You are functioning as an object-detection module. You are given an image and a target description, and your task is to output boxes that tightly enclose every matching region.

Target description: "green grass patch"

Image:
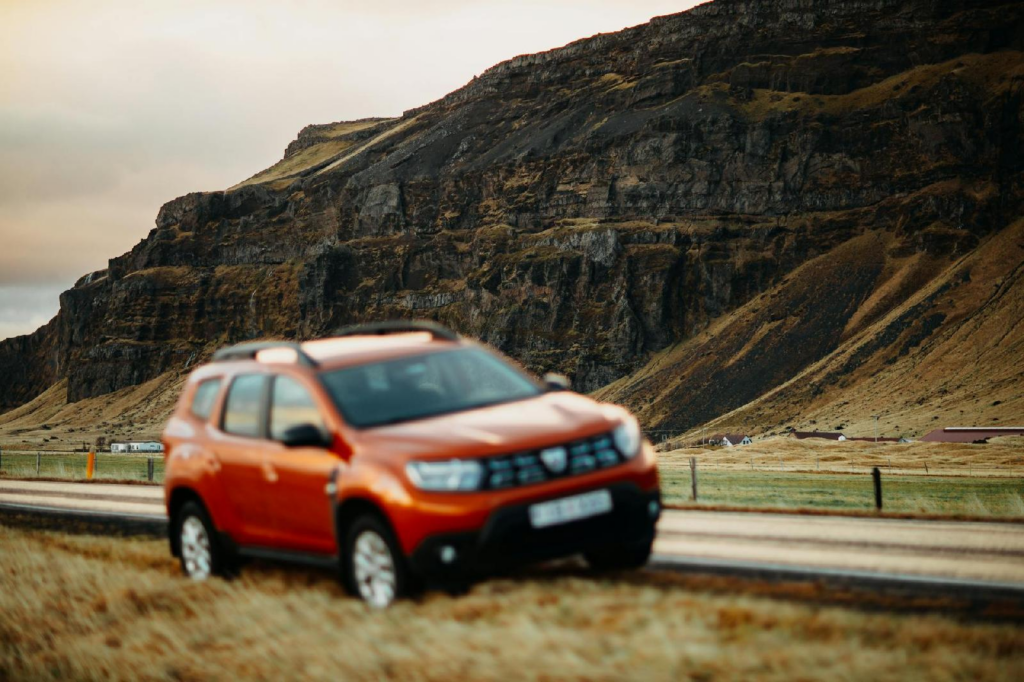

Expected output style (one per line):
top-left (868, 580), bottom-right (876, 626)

top-left (0, 453), bottom-right (164, 483)
top-left (660, 469), bottom-right (1024, 517)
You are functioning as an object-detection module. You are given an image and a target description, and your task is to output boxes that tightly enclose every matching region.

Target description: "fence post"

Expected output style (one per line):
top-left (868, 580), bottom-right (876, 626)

top-left (924, 462), bottom-right (929, 475)
top-left (872, 466), bottom-right (882, 511)
top-left (778, 456), bottom-right (783, 472)
top-left (36, 452), bottom-right (41, 475)
top-left (816, 456), bottom-right (819, 471)
top-left (0, 445), bottom-right (3, 472)
top-left (689, 457), bottom-right (698, 502)
top-left (147, 457), bottom-right (154, 482)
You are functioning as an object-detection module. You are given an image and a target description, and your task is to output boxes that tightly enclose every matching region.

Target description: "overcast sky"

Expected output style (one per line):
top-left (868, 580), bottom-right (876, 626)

top-left (0, 0), bottom-right (696, 341)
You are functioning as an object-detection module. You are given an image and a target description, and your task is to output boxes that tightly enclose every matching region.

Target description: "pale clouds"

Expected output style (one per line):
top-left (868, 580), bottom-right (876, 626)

top-left (0, 0), bottom-right (696, 339)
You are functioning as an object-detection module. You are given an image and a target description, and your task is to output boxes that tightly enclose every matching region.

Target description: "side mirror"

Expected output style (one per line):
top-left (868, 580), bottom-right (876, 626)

top-left (543, 372), bottom-right (571, 391)
top-left (280, 423), bottom-right (332, 448)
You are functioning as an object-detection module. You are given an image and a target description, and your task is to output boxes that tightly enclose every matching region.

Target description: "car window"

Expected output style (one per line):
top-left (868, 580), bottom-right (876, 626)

top-left (190, 378), bottom-right (222, 420)
top-left (222, 375), bottom-right (267, 438)
top-left (270, 375), bottom-right (326, 441)
top-left (321, 348), bottom-right (541, 428)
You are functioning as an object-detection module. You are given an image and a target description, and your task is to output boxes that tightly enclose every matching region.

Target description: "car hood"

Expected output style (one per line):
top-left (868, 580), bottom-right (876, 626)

top-left (352, 391), bottom-right (626, 460)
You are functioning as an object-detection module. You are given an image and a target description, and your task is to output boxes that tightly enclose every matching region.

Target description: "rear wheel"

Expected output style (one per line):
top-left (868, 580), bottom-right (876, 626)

top-left (176, 501), bottom-right (228, 580)
top-left (584, 539), bottom-right (653, 571)
top-left (343, 514), bottom-right (413, 608)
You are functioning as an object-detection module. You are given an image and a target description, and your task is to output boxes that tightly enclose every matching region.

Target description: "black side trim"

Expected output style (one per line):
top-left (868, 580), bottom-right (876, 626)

top-left (236, 545), bottom-right (340, 570)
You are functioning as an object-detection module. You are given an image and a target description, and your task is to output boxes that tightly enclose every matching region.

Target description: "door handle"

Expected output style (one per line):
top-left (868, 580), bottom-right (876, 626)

top-left (262, 461), bottom-right (278, 483)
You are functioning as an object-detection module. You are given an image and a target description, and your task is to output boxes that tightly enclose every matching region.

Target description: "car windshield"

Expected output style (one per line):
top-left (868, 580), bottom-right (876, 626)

top-left (320, 347), bottom-right (544, 428)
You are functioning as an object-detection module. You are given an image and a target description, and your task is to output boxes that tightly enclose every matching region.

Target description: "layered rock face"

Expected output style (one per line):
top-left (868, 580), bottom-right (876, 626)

top-left (2, 0), bottom-right (1022, 432)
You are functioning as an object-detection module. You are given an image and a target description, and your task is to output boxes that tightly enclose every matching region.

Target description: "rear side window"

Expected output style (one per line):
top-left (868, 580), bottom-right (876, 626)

top-left (270, 376), bottom-right (325, 441)
top-left (190, 379), bottom-right (222, 420)
top-left (222, 375), bottom-right (267, 438)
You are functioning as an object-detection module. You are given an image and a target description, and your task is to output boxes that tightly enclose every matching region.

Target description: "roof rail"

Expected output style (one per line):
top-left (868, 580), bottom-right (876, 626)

top-left (212, 341), bottom-right (318, 368)
top-left (333, 320), bottom-right (460, 342)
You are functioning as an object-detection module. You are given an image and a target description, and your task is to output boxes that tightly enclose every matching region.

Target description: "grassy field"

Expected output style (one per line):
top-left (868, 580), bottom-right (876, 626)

top-left (0, 452), bottom-right (164, 482)
top-left (2, 449), bottom-right (1022, 518)
top-left (1, 523), bottom-right (1022, 681)
top-left (658, 437), bottom-right (1024, 477)
top-left (660, 469), bottom-right (1024, 517)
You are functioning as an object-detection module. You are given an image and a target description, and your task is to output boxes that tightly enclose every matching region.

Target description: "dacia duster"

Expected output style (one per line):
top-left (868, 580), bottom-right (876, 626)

top-left (163, 321), bottom-right (661, 607)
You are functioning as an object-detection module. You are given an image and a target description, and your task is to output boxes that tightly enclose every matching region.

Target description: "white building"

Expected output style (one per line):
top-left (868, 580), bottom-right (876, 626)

top-left (713, 434), bottom-right (753, 447)
top-left (110, 441), bottom-right (164, 454)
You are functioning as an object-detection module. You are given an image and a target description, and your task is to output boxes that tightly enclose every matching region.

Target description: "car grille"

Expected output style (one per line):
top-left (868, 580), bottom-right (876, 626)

top-left (478, 431), bottom-right (624, 490)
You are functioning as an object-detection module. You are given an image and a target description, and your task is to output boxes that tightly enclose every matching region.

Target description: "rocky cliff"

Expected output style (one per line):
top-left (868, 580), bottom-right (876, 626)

top-left (2, 0), bottom-right (1023, 436)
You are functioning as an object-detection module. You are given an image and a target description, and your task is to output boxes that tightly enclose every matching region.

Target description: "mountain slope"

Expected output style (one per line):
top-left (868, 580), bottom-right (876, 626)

top-left (1, 0), bottom-right (1022, 440)
top-left (597, 216), bottom-right (1024, 437)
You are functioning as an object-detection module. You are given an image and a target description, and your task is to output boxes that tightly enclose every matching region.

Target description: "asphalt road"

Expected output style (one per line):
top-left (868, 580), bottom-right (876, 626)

top-left (3, 479), bottom-right (1023, 597)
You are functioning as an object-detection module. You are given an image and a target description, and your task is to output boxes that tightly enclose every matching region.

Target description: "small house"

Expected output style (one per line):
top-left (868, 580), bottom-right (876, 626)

top-left (709, 434), bottom-right (752, 447)
top-left (791, 431), bottom-right (846, 441)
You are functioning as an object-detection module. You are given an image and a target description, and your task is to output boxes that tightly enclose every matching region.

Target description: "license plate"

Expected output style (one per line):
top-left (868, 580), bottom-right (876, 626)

top-left (528, 489), bottom-right (613, 529)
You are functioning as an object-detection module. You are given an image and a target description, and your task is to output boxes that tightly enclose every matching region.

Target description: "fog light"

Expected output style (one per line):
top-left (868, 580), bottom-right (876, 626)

top-left (648, 500), bottom-right (661, 518)
top-left (439, 545), bottom-right (457, 564)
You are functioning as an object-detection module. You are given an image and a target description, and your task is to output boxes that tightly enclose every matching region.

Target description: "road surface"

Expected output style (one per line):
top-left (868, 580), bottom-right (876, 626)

top-left (2, 479), bottom-right (1023, 594)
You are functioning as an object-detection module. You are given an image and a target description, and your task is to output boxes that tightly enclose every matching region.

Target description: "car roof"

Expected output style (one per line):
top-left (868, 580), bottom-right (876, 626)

top-left (188, 332), bottom-right (469, 382)
top-left (304, 333), bottom-right (466, 371)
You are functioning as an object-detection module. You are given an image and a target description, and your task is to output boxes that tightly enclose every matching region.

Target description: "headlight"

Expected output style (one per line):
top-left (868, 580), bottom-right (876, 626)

top-left (613, 417), bottom-right (642, 459)
top-left (405, 459), bottom-right (484, 491)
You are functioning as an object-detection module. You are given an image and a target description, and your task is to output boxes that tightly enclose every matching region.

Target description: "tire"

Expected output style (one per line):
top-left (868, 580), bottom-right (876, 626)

top-left (342, 513), bottom-right (414, 608)
top-left (175, 501), bottom-right (229, 580)
top-left (584, 539), bottom-right (653, 571)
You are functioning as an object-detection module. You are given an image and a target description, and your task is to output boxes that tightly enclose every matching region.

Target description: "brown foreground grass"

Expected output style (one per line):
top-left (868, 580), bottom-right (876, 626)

top-left (1, 524), bottom-right (1023, 681)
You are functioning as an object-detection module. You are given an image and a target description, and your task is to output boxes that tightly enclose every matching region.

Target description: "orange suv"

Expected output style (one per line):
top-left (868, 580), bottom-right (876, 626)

top-left (163, 321), bottom-right (661, 606)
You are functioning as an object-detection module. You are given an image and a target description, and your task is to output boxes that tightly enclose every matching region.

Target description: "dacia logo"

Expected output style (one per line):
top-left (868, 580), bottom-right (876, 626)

top-left (540, 446), bottom-right (568, 474)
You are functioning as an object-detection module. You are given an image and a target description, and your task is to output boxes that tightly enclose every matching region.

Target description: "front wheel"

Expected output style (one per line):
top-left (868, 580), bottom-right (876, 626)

top-left (176, 501), bottom-right (228, 580)
top-left (343, 514), bottom-right (414, 608)
top-left (584, 539), bottom-right (653, 571)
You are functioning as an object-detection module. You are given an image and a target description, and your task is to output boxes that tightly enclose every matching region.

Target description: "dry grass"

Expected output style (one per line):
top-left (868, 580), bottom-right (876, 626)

top-left (2, 524), bottom-right (1023, 681)
top-left (738, 51), bottom-right (1024, 118)
top-left (0, 373), bottom-right (183, 449)
top-left (230, 119), bottom-right (392, 190)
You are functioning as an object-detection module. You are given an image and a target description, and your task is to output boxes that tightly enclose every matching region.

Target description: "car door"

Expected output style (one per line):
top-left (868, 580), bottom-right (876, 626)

top-left (214, 373), bottom-right (275, 545)
top-left (264, 373), bottom-right (340, 554)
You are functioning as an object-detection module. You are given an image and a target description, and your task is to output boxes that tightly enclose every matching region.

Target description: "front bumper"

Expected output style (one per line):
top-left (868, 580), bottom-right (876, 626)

top-left (409, 482), bottom-right (660, 578)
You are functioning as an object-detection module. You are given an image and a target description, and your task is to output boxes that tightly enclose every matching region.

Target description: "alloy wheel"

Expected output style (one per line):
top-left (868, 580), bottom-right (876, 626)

top-left (180, 515), bottom-right (212, 580)
top-left (352, 529), bottom-right (397, 608)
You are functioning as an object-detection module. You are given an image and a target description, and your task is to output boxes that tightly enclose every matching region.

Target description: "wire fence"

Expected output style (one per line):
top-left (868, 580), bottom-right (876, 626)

top-left (0, 448), bottom-right (164, 483)
top-left (676, 456), bottom-right (1024, 478)
top-left (2, 441), bottom-right (1021, 517)
top-left (659, 457), bottom-right (1024, 517)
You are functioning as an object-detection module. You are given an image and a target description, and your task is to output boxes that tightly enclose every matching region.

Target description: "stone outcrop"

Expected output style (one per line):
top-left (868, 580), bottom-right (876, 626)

top-left (1, 0), bottom-right (1022, 429)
